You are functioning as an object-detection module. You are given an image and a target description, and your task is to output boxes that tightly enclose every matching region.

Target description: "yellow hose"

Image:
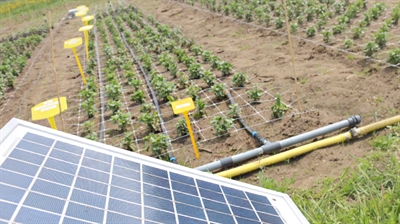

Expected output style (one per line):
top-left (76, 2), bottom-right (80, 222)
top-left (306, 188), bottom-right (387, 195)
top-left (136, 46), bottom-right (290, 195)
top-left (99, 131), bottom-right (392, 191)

top-left (216, 115), bottom-right (400, 178)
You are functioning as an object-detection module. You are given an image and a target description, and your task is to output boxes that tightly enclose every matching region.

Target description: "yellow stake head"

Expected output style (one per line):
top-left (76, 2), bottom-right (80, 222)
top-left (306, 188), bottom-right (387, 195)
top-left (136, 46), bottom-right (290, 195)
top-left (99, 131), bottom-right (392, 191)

top-left (75, 10), bottom-right (87, 17)
top-left (64, 37), bottom-right (82, 49)
top-left (82, 15), bottom-right (94, 23)
top-left (78, 25), bottom-right (93, 32)
top-left (31, 97), bottom-right (68, 130)
top-left (171, 98), bottom-right (200, 158)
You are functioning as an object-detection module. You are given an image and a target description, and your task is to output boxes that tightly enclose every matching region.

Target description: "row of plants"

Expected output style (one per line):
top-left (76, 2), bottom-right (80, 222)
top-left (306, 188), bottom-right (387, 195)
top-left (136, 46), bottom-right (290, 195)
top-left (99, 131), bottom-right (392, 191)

top-left (0, 27), bottom-right (48, 99)
top-left (108, 5), bottom-right (290, 158)
top-left (177, 0), bottom-right (400, 65)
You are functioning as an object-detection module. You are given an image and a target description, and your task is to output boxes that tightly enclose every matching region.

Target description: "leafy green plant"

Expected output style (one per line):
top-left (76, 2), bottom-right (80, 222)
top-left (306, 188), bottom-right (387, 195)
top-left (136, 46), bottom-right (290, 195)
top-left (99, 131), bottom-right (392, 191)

top-left (352, 27), bottom-right (364, 39)
top-left (391, 5), bottom-right (400, 25)
top-left (386, 48), bottom-right (400, 65)
top-left (321, 30), bottom-right (332, 44)
top-left (186, 84), bottom-right (201, 101)
top-left (374, 31), bottom-right (388, 48)
top-left (188, 63), bottom-right (204, 79)
top-left (201, 50), bottom-right (212, 62)
top-left (232, 72), bottom-right (249, 87)
top-left (157, 82), bottom-right (176, 101)
top-left (178, 72), bottom-right (189, 88)
top-left (306, 26), bottom-right (317, 38)
top-left (130, 90), bottom-right (146, 104)
top-left (107, 100), bottom-right (123, 115)
top-left (202, 70), bottom-right (217, 87)
top-left (218, 62), bottom-right (233, 76)
top-left (140, 103), bottom-right (154, 113)
top-left (364, 42), bottom-right (379, 57)
top-left (227, 103), bottom-right (242, 118)
top-left (104, 83), bottom-right (122, 101)
top-left (128, 78), bottom-right (142, 91)
top-left (82, 120), bottom-right (94, 135)
top-left (275, 17), bottom-right (284, 29)
top-left (143, 133), bottom-right (169, 158)
top-left (121, 132), bottom-right (135, 151)
top-left (194, 98), bottom-right (207, 119)
top-left (343, 38), bottom-right (354, 49)
top-left (210, 55), bottom-right (221, 69)
top-left (111, 110), bottom-right (131, 132)
top-left (81, 99), bottom-right (97, 118)
top-left (210, 83), bottom-right (226, 100)
top-left (290, 22), bottom-right (299, 34)
top-left (175, 119), bottom-right (189, 136)
top-left (271, 94), bottom-right (288, 119)
top-left (139, 111), bottom-right (160, 132)
top-left (246, 85), bottom-right (263, 102)
top-left (211, 115), bottom-right (234, 136)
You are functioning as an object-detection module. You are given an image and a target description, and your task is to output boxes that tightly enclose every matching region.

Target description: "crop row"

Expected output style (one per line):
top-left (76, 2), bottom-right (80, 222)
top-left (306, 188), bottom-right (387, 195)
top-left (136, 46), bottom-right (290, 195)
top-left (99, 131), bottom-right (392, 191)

top-left (175, 0), bottom-right (400, 66)
top-left (0, 27), bottom-right (48, 99)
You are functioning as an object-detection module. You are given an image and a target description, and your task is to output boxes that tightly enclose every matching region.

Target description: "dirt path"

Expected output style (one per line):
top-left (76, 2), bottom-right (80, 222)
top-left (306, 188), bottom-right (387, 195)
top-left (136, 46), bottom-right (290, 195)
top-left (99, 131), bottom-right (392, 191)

top-left (129, 0), bottom-right (400, 188)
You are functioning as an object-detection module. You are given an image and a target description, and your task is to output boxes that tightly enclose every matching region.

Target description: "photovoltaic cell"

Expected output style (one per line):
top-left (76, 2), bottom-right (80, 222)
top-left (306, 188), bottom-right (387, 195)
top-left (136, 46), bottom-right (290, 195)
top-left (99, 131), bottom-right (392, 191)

top-left (0, 127), bottom-right (304, 224)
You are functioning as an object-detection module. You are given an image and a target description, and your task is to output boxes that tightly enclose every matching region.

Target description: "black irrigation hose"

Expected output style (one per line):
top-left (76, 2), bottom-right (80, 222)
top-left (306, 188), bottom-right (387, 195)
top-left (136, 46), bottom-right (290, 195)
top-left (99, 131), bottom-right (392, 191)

top-left (93, 14), bottom-right (106, 142)
top-left (226, 91), bottom-right (270, 146)
top-left (112, 10), bottom-right (178, 164)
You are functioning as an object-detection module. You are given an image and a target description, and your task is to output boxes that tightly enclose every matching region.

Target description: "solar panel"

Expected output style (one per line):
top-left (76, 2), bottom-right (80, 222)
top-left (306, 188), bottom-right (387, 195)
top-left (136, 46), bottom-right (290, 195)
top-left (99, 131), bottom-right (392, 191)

top-left (0, 118), bottom-right (308, 224)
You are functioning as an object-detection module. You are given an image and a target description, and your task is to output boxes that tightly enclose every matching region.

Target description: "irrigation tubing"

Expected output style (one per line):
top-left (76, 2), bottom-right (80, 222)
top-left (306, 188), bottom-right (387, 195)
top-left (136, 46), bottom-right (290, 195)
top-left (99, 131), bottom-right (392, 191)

top-left (226, 91), bottom-right (270, 145)
top-left (196, 115), bottom-right (361, 172)
top-left (114, 9), bottom-right (178, 164)
top-left (93, 11), bottom-right (106, 143)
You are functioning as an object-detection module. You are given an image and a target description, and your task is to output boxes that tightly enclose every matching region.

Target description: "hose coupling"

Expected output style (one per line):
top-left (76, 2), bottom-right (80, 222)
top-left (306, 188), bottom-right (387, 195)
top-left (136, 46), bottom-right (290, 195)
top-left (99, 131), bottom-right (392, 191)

top-left (350, 127), bottom-right (361, 138)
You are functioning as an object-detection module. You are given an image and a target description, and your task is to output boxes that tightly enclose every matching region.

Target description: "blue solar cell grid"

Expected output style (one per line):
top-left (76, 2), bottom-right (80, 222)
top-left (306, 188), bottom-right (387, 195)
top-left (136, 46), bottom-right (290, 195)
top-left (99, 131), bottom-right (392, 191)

top-left (0, 132), bottom-right (284, 224)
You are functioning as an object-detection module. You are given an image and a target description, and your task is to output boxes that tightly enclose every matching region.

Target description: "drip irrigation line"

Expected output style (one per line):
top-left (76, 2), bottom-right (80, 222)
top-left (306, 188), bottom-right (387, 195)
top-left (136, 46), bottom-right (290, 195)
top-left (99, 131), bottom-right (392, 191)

top-left (94, 11), bottom-right (107, 143)
top-left (116, 14), bottom-right (178, 164)
top-left (226, 90), bottom-right (270, 145)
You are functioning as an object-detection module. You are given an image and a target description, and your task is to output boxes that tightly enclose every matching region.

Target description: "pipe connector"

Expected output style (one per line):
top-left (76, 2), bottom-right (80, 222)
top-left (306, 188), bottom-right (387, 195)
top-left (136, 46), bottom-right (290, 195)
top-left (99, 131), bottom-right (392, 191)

top-left (347, 115), bottom-right (361, 127)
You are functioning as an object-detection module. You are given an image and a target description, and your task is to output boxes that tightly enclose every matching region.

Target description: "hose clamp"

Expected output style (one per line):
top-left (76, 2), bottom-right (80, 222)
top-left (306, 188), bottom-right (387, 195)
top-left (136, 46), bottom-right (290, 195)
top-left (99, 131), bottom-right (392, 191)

top-left (350, 128), bottom-right (360, 138)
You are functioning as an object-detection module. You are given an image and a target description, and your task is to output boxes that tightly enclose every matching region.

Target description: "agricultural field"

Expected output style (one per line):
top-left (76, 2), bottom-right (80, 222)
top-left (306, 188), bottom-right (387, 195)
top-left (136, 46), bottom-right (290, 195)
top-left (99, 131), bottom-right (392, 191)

top-left (0, 0), bottom-right (399, 222)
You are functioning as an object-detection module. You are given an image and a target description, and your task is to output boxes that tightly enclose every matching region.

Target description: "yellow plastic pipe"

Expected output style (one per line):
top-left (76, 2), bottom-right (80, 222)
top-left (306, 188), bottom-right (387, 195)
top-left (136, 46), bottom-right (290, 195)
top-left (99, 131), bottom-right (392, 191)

top-left (217, 115), bottom-right (400, 178)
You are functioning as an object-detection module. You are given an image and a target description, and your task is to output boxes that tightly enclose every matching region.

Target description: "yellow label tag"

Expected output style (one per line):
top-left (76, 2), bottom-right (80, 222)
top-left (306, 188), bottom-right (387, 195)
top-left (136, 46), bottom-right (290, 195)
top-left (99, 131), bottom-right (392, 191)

top-left (31, 97), bottom-right (68, 120)
top-left (79, 25), bottom-right (93, 32)
top-left (64, 37), bottom-right (82, 49)
top-left (82, 15), bottom-right (94, 22)
top-left (171, 98), bottom-right (195, 114)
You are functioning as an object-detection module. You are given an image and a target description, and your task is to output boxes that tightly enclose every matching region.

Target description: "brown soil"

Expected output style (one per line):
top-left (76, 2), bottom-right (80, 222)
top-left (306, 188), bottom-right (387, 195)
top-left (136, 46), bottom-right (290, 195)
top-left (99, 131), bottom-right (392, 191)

top-left (1, 0), bottom-right (399, 190)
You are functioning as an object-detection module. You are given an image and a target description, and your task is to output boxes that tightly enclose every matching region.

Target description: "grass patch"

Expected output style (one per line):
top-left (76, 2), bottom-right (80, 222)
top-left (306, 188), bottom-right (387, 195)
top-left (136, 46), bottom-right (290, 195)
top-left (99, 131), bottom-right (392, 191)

top-left (260, 124), bottom-right (400, 223)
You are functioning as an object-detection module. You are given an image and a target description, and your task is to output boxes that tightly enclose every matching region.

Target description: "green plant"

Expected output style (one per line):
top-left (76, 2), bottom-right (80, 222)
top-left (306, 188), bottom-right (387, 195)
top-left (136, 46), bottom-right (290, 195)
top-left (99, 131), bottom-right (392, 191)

top-left (352, 27), bottom-right (364, 39)
top-left (232, 72), bottom-right (249, 87)
top-left (387, 48), bottom-right (400, 65)
top-left (246, 85), bottom-right (263, 102)
top-left (290, 22), bottom-right (299, 34)
top-left (81, 99), bottom-right (97, 118)
top-left (211, 115), bottom-right (234, 136)
top-left (175, 119), bottom-right (189, 136)
top-left (121, 132), bottom-right (135, 151)
top-left (143, 133), bottom-right (169, 158)
top-left (201, 50), bottom-right (212, 62)
top-left (194, 98), bottom-right (207, 119)
top-left (391, 5), bottom-right (400, 25)
top-left (188, 63), bottom-right (204, 79)
top-left (306, 26), bottom-right (317, 38)
top-left (374, 31), bottom-right (388, 48)
top-left (178, 72), bottom-right (189, 88)
top-left (271, 94), bottom-right (288, 119)
top-left (275, 17), bottom-right (284, 29)
top-left (210, 83), bottom-right (227, 100)
top-left (130, 90), bottom-right (146, 104)
top-left (321, 30), bottom-right (332, 43)
top-left (106, 99), bottom-right (122, 115)
top-left (186, 84), bottom-right (201, 101)
top-left (82, 120), bottom-right (94, 135)
top-left (111, 110), bottom-right (131, 132)
top-left (218, 62), bottom-right (233, 76)
top-left (139, 112), bottom-right (160, 132)
top-left (202, 70), bottom-right (217, 87)
top-left (227, 103), bottom-right (242, 118)
top-left (85, 132), bottom-right (98, 141)
top-left (343, 38), bottom-right (354, 49)
top-left (210, 55), bottom-right (221, 69)
top-left (104, 83), bottom-right (122, 101)
top-left (364, 42), bottom-right (379, 57)
top-left (140, 103), bottom-right (154, 113)
top-left (157, 82), bottom-right (176, 101)
top-left (128, 78), bottom-right (142, 91)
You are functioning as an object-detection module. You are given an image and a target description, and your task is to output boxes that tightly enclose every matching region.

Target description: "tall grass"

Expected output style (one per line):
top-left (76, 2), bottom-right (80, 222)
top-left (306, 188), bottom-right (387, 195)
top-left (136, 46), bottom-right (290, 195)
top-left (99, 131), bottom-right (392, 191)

top-left (261, 123), bottom-right (400, 223)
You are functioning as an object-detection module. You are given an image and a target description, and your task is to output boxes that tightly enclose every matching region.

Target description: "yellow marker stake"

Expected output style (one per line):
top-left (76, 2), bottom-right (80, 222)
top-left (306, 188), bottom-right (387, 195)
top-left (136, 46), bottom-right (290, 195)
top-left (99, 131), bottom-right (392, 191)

top-left (171, 98), bottom-right (200, 158)
top-left (31, 97), bottom-right (68, 130)
top-left (82, 15), bottom-right (94, 26)
top-left (79, 25), bottom-right (93, 59)
top-left (75, 10), bottom-right (87, 25)
top-left (64, 37), bottom-right (86, 84)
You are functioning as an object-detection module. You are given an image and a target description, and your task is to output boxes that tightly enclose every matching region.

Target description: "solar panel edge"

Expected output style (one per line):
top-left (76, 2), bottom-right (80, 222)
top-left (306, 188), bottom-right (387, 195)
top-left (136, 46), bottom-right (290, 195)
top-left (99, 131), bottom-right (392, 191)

top-left (0, 118), bottom-right (309, 224)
